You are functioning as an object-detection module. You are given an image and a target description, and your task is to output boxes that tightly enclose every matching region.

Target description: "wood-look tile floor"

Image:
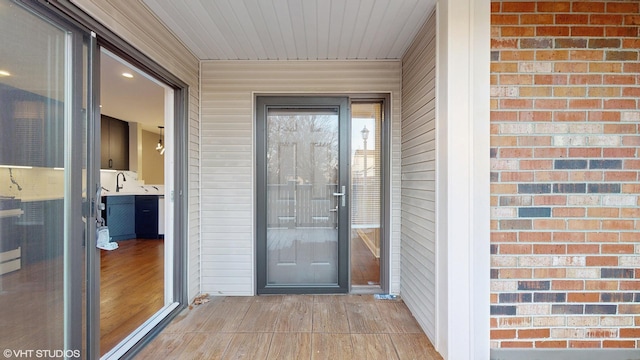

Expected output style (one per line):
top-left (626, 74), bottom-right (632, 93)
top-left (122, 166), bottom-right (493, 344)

top-left (135, 295), bottom-right (443, 360)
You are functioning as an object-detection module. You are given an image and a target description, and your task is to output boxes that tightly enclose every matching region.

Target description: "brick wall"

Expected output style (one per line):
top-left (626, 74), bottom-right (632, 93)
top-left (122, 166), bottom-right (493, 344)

top-left (490, 1), bottom-right (640, 349)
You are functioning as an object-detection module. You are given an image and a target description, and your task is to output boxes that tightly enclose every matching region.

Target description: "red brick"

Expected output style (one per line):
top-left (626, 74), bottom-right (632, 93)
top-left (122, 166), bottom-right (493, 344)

top-left (603, 148), bottom-right (636, 157)
top-left (535, 268), bottom-right (567, 278)
top-left (620, 281), bottom-right (640, 291)
top-left (567, 244), bottom-right (599, 254)
top-left (534, 195), bottom-right (566, 206)
top-left (538, 26), bottom-right (571, 36)
top-left (621, 208), bottom-right (640, 218)
top-left (538, 2), bottom-right (571, 12)
top-left (571, 26), bottom-right (604, 37)
top-left (587, 208), bottom-right (619, 218)
top-left (568, 99), bottom-right (601, 109)
top-left (573, 2), bottom-right (605, 13)
top-left (500, 50), bottom-right (535, 61)
top-left (606, 27), bottom-right (639, 37)
top-left (502, 26), bottom-right (536, 37)
top-left (623, 159), bottom-right (640, 168)
top-left (621, 184), bottom-right (640, 193)
top-left (492, 136), bottom-right (518, 146)
top-left (554, 111), bottom-right (586, 122)
top-left (603, 75), bottom-right (637, 85)
top-left (500, 244), bottom-right (532, 254)
top-left (552, 207), bottom-right (585, 217)
top-left (534, 219), bottom-right (566, 230)
top-left (569, 50), bottom-right (604, 62)
top-left (622, 87), bottom-right (640, 97)
top-left (491, 61), bottom-right (518, 71)
top-left (622, 38), bottom-right (640, 48)
top-left (501, 172), bottom-right (535, 182)
top-left (534, 75), bottom-right (568, 85)
top-left (519, 329), bottom-right (550, 339)
top-left (492, 14), bottom-right (519, 25)
top-left (536, 171), bottom-right (569, 182)
top-left (603, 99), bottom-right (636, 109)
top-left (585, 280), bottom-right (618, 291)
top-left (536, 340), bottom-right (567, 348)
top-left (491, 111), bottom-right (518, 121)
top-left (520, 86), bottom-right (552, 97)
top-left (568, 292), bottom-right (600, 302)
top-left (555, 62), bottom-right (589, 73)
top-left (491, 2), bottom-right (500, 12)
top-left (553, 232), bottom-right (585, 243)
top-left (601, 244), bottom-right (635, 254)
top-left (602, 220), bottom-right (634, 230)
top-left (590, 63), bottom-right (623, 73)
top-left (569, 74), bottom-right (602, 84)
top-left (518, 136), bottom-right (551, 146)
top-left (491, 329), bottom-right (517, 340)
top-left (556, 14), bottom-right (588, 24)
top-left (534, 99), bottom-right (567, 109)
top-left (501, 341), bottom-right (534, 348)
top-left (587, 111), bottom-right (620, 122)
top-left (587, 232), bottom-right (619, 242)
top-left (603, 124), bottom-right (637, 134)
top-left (590, 14), bottom-right (623, 25)
top-left (606, 50), bottom-right (639, 61)
top-left (567, 220), bottom-right (599, 230)
top-left (569, 148), bottom-right (603, 158)
top-left (534, 244), bottom-right (566, 254)
top-left (501, 99), bottom-right (533, 109)
top-left (520, 160), bottom-right (553, 170)
top-left (619, 328), bottom-right (640, 338)
top-left (492, 184), bottom-right (517, 194)
top-left (569, 171), bottom-right (603, 181)
top-left (500, 74), bottom-right (534, 85)
top-left (499, 148), bottom-right (532, 158)
top-left (624, 15), bottom-right (640, 25)
top-left (585, 256), bottom-right (618, 266)
top-left (553, 280), bottom-right (584, 291)
top-left (491, 232), bottom-right (517, 242)
top-left (605, 171), bottom-right (637, 181)
top-left (521, 14), bottom-right (554, 24)
top-left (500, 268), bottom-right (533, 279)
top-left (520, 232), bottom-right (551, 242)
top-left (502, 2), bottom-right (536, 12)
top-left (606, 2), bottom-right (640, 13)
top-left (603, 340), bottom-right (635, 348)
top-left (569, 340), bottom-right (601, 348)
top-left (519, 111), bottom-right (553, 121)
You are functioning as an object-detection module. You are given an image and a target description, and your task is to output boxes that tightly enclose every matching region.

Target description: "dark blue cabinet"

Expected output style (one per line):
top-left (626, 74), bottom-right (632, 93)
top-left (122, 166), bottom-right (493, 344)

top-left (135, 195), bottom-right (159, 239)
top-left (105, 195), bottom-right (136, 241)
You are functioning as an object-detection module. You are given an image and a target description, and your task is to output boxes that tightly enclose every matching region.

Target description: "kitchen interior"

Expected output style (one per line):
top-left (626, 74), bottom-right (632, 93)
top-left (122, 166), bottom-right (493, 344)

top-left (0, 29), bottom-right (169, 355)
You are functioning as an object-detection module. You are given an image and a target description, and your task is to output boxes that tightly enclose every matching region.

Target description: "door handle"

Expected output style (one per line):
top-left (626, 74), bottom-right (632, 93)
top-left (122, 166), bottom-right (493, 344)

top-left (333, 185), bottom-right (346, 207)
top-left (329, 206), bottom-right (338, 213)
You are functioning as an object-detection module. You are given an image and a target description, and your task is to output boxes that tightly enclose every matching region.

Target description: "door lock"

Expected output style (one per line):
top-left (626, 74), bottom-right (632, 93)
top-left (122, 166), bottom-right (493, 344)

top-left (333, 185), bottom-right (346, 207)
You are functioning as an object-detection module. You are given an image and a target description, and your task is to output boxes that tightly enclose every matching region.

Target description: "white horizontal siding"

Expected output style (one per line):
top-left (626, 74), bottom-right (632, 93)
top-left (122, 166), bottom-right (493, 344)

top-left (200, 60), bottom-right (402, 295)
top-left (400, 10), bottom-right (437, 342)
top-left (72, 0), bottom-right (202, 301)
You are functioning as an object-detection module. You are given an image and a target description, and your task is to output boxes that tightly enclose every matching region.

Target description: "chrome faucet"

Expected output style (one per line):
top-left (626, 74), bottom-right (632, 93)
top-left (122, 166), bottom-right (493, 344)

top-left (116, 172), bottom-right (126, 192)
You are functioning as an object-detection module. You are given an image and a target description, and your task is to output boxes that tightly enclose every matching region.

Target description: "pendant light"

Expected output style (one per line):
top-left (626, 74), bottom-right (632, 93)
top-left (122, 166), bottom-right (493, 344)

top-left (156, 126), bottom-right (165, 155)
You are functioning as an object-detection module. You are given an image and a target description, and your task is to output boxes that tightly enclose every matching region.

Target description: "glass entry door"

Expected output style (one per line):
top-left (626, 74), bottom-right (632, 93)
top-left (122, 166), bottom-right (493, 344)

top-left (257, 97), bottom-right (349, 293)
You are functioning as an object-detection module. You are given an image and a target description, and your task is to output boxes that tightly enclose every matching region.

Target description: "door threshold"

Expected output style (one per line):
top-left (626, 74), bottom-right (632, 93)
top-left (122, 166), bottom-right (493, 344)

top-left (350, 285), bottom-right (383, 295)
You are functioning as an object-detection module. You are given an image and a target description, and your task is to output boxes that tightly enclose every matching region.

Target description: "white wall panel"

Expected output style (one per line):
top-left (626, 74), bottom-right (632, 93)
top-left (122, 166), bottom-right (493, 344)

top-left (400, 9), bottom-right (437, 343)
top-left (71, 0), bottom-right (202, 301)
top-left (200, 60), bottom-right (402, 295)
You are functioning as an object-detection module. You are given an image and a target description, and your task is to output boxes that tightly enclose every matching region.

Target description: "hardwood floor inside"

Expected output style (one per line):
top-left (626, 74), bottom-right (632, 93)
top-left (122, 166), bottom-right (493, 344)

top-left (350, 230), bottom-right (380, 286)
top-left (136, 295), bottom-right (443, 360)
top-left (100, 239), bottom-right (164, 355)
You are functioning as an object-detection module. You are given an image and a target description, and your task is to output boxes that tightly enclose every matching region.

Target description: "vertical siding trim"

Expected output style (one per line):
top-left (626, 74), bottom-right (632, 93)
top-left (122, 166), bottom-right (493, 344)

top-left (401, 10), bottom-right (438, 343)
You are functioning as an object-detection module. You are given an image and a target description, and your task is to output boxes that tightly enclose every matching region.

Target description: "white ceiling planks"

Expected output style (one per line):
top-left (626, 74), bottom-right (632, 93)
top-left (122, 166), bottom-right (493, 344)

top-left (142, 0), bottom-right (436, 60)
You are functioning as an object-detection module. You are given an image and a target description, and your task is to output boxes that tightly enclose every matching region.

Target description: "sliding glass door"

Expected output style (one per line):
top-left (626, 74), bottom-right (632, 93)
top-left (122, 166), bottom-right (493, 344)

top-left (0, 0), bottom-right (92, 356)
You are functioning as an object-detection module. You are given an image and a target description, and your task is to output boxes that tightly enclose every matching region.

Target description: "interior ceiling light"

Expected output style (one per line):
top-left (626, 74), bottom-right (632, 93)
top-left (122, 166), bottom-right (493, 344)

top-left (156, 126), bottom-right (165, 155)
top-left (122, 72), bottom-right (133, 78)
top-left (0, 70), bottom-right (10, 76)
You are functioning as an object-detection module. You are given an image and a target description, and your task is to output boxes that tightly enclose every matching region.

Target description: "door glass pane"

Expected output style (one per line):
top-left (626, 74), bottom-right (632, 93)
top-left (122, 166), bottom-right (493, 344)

top-left (351, 103), bottom-right (382, 286)
top-left (266, 108), bottom-right (340, 285)
top-left (0, 0), bottom-right (84, 354)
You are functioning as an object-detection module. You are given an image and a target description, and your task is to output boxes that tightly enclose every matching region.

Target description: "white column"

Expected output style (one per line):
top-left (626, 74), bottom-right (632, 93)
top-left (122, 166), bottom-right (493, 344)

top-left (436, 0), bottom-right (490, 358)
